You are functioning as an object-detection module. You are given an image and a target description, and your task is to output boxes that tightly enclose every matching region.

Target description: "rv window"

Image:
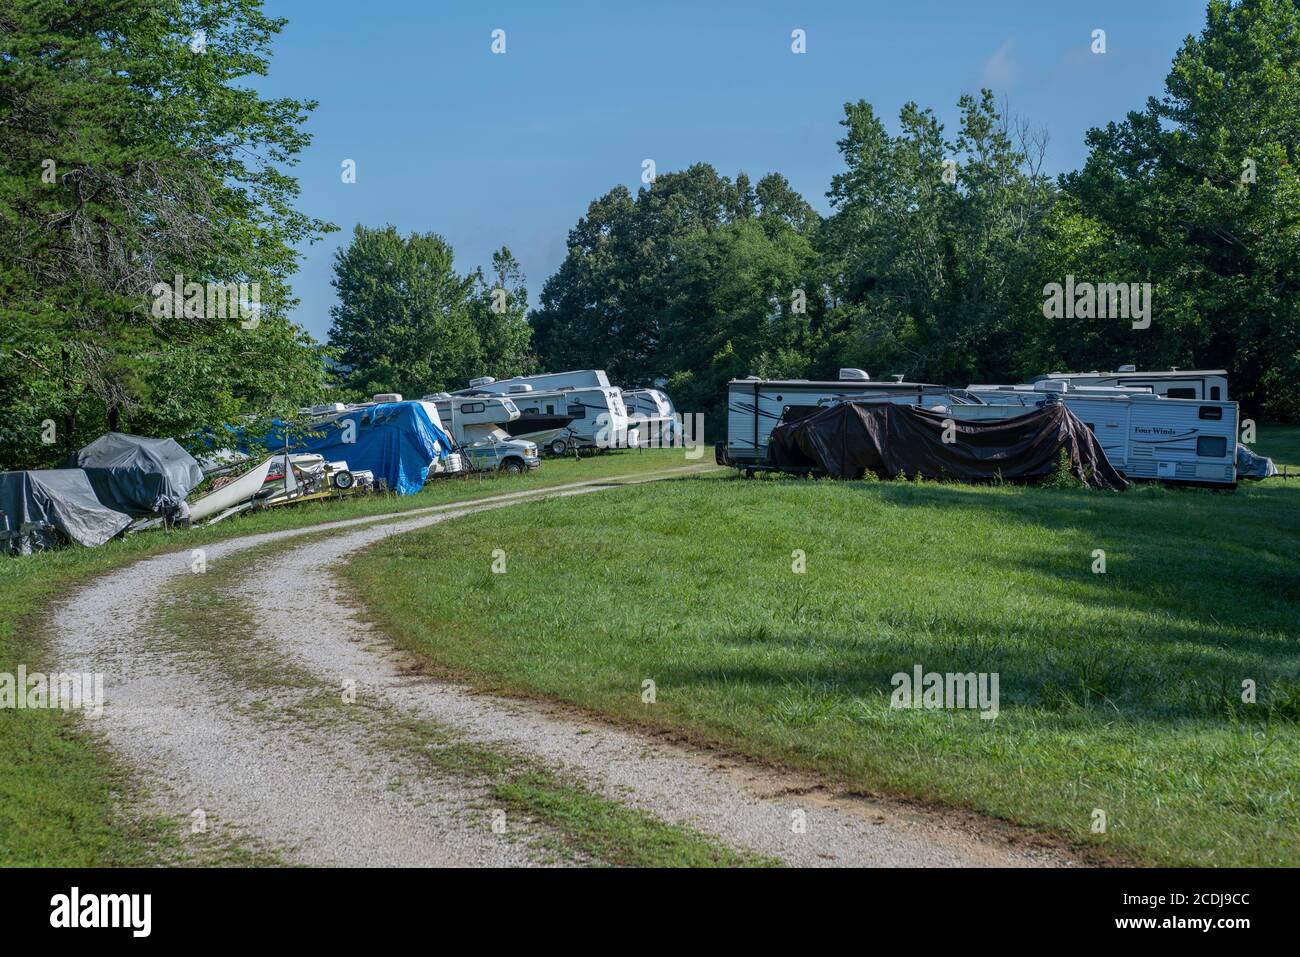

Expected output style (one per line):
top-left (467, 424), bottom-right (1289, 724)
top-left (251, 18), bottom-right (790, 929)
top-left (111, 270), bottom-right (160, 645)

top-left (1210, 386), bottom-right (1221, 400)
top-left (545, 404), bottom-right (554, 414)
top-left (1167, 388), bottom-right (1197, 399)
top-left (1197, 406), bottom-right (1223, 420)
top-left (1197, 436), bottom-right (1228, 458)
top-left (523, 407), bottom-right (538, 414)
top-left (460, 403), bottom-right (485, 414)
top-left (569, 404), bottom-right (586, 419)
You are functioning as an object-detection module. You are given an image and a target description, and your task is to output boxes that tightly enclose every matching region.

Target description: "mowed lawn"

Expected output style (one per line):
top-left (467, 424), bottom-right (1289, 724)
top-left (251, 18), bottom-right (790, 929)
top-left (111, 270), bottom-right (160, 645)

top-left (348, 430), bottom-right (1300, 866)
top-left (0, 448), bottom-right (696, 866)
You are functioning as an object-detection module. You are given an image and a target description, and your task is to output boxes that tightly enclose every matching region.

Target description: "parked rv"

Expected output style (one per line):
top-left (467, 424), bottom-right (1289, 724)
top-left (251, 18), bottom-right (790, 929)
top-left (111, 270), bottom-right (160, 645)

top-left (423, 393), bottom-right (541, 474)
top-left (454, 372), bottom-right (633, 455)
top-left (1028, 366), bottom-right (1229, 401)
top-left (956, 381), bottom-right (1240, 487)
top-left (722, 369), bottom-right (961, 469)
top-left (468, 369), bottom-right (611, 393)
top-left (722, 368), bottom-right (1242, 488)
top-left (304, 395), bottom-right (467, 481)
top-left (623, 388), bottom-right (678, 446)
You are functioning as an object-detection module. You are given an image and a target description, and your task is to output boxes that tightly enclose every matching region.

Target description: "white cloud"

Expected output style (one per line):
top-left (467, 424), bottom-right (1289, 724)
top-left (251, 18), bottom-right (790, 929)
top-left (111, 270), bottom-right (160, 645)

top-left (980, 38), bottom-right (1018, 90)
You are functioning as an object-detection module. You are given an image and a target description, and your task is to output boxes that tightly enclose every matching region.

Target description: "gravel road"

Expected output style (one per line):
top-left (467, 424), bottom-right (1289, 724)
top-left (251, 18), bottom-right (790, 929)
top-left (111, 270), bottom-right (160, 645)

top-left (52, 467), bottom-right (1076, 867)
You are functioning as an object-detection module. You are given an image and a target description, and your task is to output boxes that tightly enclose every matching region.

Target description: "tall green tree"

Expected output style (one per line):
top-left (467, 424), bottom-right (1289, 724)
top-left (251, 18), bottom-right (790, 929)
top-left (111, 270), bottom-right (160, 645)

top-left (0, 0), bottom-right (333, 468)
top-left (819, 91), bottom-right (1056, 386)
top-left (1036, 0), bottom-right (1300, 419)
top-left (327, 225), bottom-right (484, 399)
top-left (659, 198), bottom-right (823, 431)
top-left (530, 163), bottom-right (768, 385)
top-left (468, 247), bottom-right (534, 380)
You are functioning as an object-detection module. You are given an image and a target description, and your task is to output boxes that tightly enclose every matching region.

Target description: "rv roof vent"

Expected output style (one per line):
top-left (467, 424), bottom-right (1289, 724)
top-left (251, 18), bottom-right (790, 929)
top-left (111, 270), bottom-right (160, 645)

top-left (507, 384), bottom-right (534, 393)
top-left (1034, 380), bottom-right (1070, 393)
top-left (372, 393), bottom-right (402, 403)
top-left (839, 368), bottom-right (871, 381)
top-left (1117, 364), bottom-right (1136, 373)
top-left (422, 392), bottom-right (452, 400)
top-left (310, 403), bottom-right (347, 415)
top-left (892, 374), bottom-right (905, 383)
top-left (1169, 366), bottom-right (1180, 372)
top-left (468, 376), bottom-right (496, 388)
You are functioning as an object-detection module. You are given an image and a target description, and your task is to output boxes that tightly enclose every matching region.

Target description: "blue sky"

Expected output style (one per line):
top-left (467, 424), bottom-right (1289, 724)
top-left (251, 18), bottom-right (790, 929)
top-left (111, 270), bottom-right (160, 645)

top-left (257, 0), bottom-right (1211, 341)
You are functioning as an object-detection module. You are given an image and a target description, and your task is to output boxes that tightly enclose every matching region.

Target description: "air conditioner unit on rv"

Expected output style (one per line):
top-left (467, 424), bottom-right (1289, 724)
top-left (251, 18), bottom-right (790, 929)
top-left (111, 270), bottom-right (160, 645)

top-left (468, 376), bottom-right (496, 388)
top-left (372, 393), bottom-right (402, 403)
top-left (839, 368), bottom-right (870, 381)
top-left (1117, 364), bottom-right (1136, 373)
top-left (507, 384), bottom-right (534, 393)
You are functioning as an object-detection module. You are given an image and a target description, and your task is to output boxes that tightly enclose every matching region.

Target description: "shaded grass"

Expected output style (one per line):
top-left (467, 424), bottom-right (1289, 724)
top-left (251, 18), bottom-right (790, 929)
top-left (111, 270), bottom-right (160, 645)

top-left (348, 428), bottom-right (1300, 867)
top-left (0, 449), bottom-right (697, 866)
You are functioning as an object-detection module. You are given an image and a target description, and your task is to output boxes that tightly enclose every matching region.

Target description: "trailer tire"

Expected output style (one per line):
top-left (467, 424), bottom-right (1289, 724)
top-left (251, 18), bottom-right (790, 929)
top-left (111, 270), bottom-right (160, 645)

top-left (332, 469), bottom-right (355, 490)
top-left (549, 438), bottom-right (568, 457)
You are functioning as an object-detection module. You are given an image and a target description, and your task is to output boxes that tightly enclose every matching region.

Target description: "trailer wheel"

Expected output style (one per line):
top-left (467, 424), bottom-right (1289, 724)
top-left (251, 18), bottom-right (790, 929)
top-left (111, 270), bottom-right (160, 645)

top-left (549, 438), bottom-right (568, 457)
top-left (332, 469), bottom-right (355, 490)
top-left (500, 458), bottom-right (525, 476)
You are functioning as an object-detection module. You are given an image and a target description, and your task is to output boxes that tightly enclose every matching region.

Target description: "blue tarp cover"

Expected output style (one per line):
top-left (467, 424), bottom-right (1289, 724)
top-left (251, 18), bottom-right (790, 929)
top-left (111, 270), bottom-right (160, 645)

top-left (260, 401), bottom-right (451, 496)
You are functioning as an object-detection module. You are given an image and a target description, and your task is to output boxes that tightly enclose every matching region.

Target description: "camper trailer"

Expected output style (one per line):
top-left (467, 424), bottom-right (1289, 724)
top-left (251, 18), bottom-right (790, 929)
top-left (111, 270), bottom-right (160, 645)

top-left (454, 377), bottom-right (633, 455)
top-left (424, 394), bottom-right (541, 474)
top-left (1028, 366), bottom-right (1229, 401)
top-left (623, 388), bottom-right (678, 446)
top-left (467, 370), bottom-right (611, 393)
top-left (722, 370), bottom-right (962, 469)
top-left (957, 381), bottom-right (1240, 487)
top-left (306, 397), bottom-right (467, 479)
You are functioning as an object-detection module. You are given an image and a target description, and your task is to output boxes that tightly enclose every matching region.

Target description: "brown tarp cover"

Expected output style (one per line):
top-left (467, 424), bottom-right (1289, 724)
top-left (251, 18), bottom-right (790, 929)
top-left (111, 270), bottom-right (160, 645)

top-left (768, 402), bottom-right (1128, 490)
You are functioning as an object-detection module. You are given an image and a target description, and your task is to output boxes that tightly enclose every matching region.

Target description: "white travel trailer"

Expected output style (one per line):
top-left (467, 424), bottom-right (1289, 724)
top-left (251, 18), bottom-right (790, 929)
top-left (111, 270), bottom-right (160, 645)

top-left (623, 388), bottom-right (678, 445)
top-left (722, 370), bottom-right (966, 468)
top-left (423, 394), bottom-right (541, 474)
top-left (454, 378), bottom-right (633, 455)
top-left (1028, 366), bottom-right (1229, 401)
top-left (468, 369), bottom-right (611, 393)
top-left (957, 381), bottom-right (1239, 487)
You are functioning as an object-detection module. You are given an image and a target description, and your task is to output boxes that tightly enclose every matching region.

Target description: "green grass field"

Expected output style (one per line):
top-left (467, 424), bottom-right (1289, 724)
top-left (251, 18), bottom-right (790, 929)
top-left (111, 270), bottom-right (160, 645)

top-left (0, 448), bottom-right (697, 866)
top-left (347, 428), bottom-right (1300, 867)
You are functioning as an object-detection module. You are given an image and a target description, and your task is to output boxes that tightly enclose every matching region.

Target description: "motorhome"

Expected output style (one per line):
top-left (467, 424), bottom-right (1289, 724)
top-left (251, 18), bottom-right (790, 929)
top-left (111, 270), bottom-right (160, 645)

top-left (955, 381), bottom-right (1239, 487)
top-left (722, 369), bottom-right (964, 468)
top-left (454, 377), bottom-right (633, 455)
top-left (623, 388), bottom-right (678, 446)
top-left (423, 393), bottom-right (541, 474)
top-left (1027, 366), bottom-right (1229, 401)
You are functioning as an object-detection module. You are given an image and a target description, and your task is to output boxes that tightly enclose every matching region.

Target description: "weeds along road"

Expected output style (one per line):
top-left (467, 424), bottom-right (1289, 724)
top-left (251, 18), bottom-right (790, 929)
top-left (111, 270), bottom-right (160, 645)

top-left (52, 466), bottom-right (1074, 867)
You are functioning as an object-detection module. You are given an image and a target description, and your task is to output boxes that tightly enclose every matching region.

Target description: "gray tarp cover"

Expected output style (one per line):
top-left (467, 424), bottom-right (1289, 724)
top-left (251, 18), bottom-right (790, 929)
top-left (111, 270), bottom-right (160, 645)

top-left (1235, 443), bottom-right (1278, 480)
top-left (768, 401), bottom-right (1129, 490)
top-left (1, 433), bottom-right (205, 554)
top-left (0, 469), bottom-right (132, 553)
top-left (66, 432), bottom-right (204, 517)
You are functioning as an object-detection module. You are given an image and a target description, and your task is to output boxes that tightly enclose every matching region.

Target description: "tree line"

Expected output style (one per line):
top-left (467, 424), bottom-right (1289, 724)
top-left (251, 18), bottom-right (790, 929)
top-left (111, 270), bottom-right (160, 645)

top-left (3, 0), bottom-right (1297, 472)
